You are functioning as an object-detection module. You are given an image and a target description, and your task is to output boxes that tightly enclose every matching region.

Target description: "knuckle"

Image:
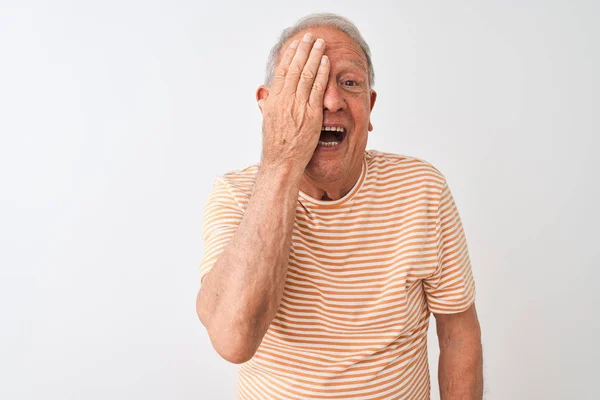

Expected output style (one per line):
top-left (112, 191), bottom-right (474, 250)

top-left (288, 64), bottom-right (302, 75)
top-left (274, 66), bottom-right (288, 78)
top-left (312, 81), bottom-right (325, 93)
top-left (301, 69), bottom-right (316, 81)
top-left (296, 47), bottom-right (309, 55)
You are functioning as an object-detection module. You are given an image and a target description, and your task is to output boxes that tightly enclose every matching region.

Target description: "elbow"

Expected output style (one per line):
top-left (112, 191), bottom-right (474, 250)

top-left (196, 290), bottom-right (259, 364)
top-left (210, 325), bottom-right (259, 364)
top-left (215, 339), bottom-right (256, 364)
top-left (196, 288), bottom-right (211, 328)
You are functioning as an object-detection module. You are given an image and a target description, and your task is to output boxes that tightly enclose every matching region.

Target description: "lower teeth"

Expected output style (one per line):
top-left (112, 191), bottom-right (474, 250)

top-left (318, 141), bottom-right (340, 147)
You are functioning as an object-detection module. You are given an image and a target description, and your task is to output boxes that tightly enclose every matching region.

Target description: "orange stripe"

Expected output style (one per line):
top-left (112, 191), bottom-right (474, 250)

top-left (200, 150), bottom-right (476, 399)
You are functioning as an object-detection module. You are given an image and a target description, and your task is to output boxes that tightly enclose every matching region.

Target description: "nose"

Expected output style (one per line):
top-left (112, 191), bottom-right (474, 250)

top-left (323, 79), bottom-right (346, 112)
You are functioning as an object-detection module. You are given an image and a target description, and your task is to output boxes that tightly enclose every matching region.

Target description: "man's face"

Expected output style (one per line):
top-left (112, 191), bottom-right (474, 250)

top-left (280, 26), bottom-right (377, 184)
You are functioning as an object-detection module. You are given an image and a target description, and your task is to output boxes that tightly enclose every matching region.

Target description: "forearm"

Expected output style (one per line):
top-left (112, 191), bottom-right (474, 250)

top-left (197, 163), bottom-right (302, 363)
top-left (438, 334), bottom-right (483, 399)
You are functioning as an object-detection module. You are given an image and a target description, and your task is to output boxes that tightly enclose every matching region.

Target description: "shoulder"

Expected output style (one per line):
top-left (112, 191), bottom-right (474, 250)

top-left (365, 149), bottom-right (447, 187)
top-left (208, 163), bottom-right (260, 208)
top-left (216, 163), bottom-right (260, 192)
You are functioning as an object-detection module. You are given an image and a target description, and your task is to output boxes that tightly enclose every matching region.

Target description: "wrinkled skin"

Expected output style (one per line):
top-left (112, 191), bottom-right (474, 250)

top-left (257, 27), bottom-right (377, 200)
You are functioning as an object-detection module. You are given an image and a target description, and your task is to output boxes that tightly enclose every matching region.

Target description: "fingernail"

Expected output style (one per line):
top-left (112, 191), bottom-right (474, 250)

top-left (290, 40), bottom-right (299, 49)
top-left (321, 55), bottom-right (327, 65)
top-left (303, 33), bottom-right (312, 42)
top-left (314, 38), bottom-right (324, 49)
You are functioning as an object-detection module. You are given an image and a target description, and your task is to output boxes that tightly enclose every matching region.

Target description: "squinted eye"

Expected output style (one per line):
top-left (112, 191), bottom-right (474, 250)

top-left (343, 80), bottom-right (358, 87)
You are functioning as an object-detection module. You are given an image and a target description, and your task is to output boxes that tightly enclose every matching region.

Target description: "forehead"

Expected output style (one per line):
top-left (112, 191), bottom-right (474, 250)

top-left (281, 26), bottom-right (368, 70)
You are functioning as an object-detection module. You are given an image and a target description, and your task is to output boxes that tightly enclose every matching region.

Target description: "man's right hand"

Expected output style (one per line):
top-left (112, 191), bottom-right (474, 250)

top-left (259, 33), bottom-right (330, 171)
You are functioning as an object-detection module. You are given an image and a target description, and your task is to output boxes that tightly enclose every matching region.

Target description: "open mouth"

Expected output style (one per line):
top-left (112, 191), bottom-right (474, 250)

top-left (318, 126), bottom-right (346, 147)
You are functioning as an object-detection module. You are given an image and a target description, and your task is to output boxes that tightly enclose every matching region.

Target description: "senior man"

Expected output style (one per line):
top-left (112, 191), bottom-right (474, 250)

top-left (197, 13), bottom-right (483, 400)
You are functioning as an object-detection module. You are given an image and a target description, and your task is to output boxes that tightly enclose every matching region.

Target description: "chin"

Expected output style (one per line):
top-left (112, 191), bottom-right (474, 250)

top-left (305, 158), bottom-right (345, 183)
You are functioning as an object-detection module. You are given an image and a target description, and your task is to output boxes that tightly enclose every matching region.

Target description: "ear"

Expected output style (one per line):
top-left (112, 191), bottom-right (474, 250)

top-left (368, 90), bottom-right (377, 132)
top-left (256, 85), bottom-right (269, 114)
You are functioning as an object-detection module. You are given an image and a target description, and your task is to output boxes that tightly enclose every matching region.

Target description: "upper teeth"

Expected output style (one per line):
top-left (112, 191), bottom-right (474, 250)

top-left (321, 126), bottom-right (345, 132)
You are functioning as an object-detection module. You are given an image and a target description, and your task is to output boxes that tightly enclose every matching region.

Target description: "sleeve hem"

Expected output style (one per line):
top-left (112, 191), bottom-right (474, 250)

top-left (428, 294), bottom-right (476, 315)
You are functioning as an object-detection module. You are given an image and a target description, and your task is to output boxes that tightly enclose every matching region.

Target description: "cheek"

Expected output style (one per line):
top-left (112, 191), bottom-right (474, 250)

top-left (348, 126), bottom-right (368, 149)
top-left (349, 99), bottom-right (371, 121)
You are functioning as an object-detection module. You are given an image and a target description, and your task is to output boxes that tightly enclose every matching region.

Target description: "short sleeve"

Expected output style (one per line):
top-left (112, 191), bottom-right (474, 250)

top-left (199, 177), bottom-right (244, 285)
top-left (423, 180), bottom-right (476, 314)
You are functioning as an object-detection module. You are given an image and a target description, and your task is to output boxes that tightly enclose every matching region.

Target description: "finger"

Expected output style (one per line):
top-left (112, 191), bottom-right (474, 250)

top-left (282, 32), bottom-right (316, 94)
top-left (296, 38), bottom-right (326, 103)
top-left (270, 39), bottom-right (300, 95)
top-left (308, 55), bottom-right (330, 109)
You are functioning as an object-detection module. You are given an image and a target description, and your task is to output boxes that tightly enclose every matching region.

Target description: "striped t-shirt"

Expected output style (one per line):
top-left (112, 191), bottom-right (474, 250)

top-left (200, 149), bottom-right (476, 399)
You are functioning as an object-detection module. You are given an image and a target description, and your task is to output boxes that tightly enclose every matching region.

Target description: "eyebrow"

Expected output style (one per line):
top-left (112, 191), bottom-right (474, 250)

top-left (350, 59), bottom-right (367, 68)
top-left (337, 58), bottom-right (367, 70)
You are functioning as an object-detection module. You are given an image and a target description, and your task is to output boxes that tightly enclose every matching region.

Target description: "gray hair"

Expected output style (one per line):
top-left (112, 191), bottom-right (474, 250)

top-left (264, 13), bottom-right (375, 89)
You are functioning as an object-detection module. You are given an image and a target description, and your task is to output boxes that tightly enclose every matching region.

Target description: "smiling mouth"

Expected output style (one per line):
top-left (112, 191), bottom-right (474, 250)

top-left (318, 126), bottom-right (346, 147)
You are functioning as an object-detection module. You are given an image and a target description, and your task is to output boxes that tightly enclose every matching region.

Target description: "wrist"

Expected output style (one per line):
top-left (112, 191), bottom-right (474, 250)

top-left (251, 162), bottom-right (303, 210)
top-left (258, 160), bottom-right (305, 184)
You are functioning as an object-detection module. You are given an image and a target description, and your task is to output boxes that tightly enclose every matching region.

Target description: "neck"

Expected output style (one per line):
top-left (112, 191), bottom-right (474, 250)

top-left (299, 159), bottom-right (363, 201)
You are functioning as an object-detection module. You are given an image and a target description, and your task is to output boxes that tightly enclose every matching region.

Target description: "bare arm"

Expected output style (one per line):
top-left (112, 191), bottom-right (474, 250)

top-left (435, 303), bottom-right (483, 399)
top-left (196, 165), bottom-right (302, 363)
top-left (196, 34), bottom-right (330, 364)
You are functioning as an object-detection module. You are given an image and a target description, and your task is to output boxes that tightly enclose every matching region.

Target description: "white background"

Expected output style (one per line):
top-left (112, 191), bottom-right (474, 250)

top-left (1, 0), bottom-right (598, 399)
